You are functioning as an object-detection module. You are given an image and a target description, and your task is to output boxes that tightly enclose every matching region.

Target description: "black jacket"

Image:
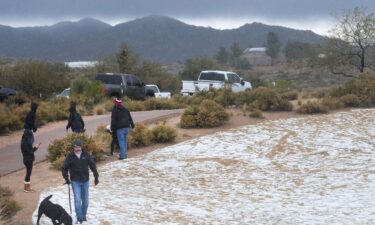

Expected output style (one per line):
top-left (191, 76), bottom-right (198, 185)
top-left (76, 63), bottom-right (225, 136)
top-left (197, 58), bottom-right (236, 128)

top-left (21, 129), bottom-right (37, 162)
top-left (66, 106), bottom-right (84, 132)
top-left (24, 102), bottom-right (38, 131)
top-left (111, 105), bottom-right (135, 131)
top-left (61, 150), bottom-right (98, 183)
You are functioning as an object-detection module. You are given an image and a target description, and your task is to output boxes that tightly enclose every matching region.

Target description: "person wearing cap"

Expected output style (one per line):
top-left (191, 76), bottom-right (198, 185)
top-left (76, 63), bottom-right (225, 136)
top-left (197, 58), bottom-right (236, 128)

top-left (111, 97), bottom-right (135, 160)
top-left (61, 139), bottom-right (99, 224)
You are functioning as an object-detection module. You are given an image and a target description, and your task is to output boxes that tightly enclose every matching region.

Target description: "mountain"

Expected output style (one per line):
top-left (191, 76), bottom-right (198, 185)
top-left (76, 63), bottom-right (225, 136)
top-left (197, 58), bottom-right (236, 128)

top-left (0, 16), bottom-right (325, 63)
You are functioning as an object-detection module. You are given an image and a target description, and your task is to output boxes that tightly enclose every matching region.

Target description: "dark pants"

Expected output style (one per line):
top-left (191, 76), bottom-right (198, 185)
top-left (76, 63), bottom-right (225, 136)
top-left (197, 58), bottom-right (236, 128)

top-left (23, 160), bottom-right (33, 182)
top-left (110, 133), bottom-right (119, 155)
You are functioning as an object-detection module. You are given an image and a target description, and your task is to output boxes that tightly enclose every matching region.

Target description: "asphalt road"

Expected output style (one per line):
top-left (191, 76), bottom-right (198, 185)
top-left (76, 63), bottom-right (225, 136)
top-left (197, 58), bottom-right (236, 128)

top-left (0, 109), bottom-right (182, 176)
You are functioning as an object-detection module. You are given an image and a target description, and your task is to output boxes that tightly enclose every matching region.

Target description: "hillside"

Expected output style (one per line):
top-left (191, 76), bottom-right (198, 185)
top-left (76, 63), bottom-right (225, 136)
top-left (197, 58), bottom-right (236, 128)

top-left (0, 15), bottom-right (325, 63)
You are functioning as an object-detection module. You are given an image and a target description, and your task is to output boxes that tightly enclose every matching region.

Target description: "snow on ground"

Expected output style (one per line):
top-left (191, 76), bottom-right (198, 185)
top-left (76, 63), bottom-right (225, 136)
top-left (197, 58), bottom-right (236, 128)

top-left (33, 109), bottom-right (375, 224)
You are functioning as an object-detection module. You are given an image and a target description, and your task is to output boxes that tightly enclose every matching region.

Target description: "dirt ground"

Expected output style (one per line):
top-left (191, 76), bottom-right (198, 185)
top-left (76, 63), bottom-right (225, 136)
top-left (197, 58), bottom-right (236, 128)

top-left (0, 109), bottom-right (300, 225)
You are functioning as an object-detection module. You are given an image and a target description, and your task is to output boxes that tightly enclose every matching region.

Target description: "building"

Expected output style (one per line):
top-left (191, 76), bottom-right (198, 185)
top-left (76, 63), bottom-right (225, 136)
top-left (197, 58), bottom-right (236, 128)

top-left (242, 47), bottom-right (272, 66)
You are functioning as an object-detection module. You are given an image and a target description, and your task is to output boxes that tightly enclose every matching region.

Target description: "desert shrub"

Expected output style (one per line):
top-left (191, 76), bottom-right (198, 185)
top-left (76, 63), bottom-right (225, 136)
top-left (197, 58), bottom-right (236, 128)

top-left (329, 71), bottom-right (375, 106)
top-left (128, 123), bottom-right (151, 148)
top-left (340, 94), bottom-right (360, 107)
top-left (234, 91), bottom-right (253, 107)
top-left (150, 123), bottom-right (177, 143)
top-left (249, 109), bottom-right (264, 118)
top-left (281, 91), bottom-right (299, 101)
top-left (0, 186), bottom-right (21, 220)
top-left (250, 87), bottom-right (293, 111)
top-left (296, 101), bottom-right (328, 114)
top-left (143, 98), bottom-right (184, 110)
top-left (213, 88), bottom-right (236, 107)
top-left (124, 99), bottom-right (146, 112)
top-left (321, 96), bottom-right (344, 110)
top-left (180, 100), bottom-right (229, 128)
top-left (47, 133), bottom-right (106, 170)
top-left (0, 104), bottom-right (23, 134)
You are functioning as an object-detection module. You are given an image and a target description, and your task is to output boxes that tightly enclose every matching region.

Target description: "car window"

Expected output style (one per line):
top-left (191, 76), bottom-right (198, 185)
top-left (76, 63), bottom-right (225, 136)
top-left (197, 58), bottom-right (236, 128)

top-left (227, 73), bottom-right (241, 83)
top-left (148, 86), bottom-right (158, 93)
top-left (126, 75), bottom-right (132, 86)
top-left (130, 76), bottom-right (141, 87)
top-left (199, 72), bottom-right (225, 81)
top-left (96, 74), bottom-right (122, 84)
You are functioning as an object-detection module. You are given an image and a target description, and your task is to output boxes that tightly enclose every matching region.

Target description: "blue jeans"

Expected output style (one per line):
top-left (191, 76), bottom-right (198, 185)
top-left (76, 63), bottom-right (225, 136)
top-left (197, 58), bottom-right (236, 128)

top-left (116, 128), bottom-right (129, 159)
top-left (71, 181), bottom-right (89, 221)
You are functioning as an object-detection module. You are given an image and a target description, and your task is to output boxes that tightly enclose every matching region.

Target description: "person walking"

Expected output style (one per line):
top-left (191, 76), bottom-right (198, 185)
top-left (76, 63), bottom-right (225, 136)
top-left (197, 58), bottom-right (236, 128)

top-left (22, 102), bottom-right (39, 192)
top-left (61, 139), bottom-right (99, 224)
top-left (21, 129), bottom-right (41, 192)
top-left (66, 104), bottom-right (85, 133)
top-left (111, 98), bottom-right (135, 160)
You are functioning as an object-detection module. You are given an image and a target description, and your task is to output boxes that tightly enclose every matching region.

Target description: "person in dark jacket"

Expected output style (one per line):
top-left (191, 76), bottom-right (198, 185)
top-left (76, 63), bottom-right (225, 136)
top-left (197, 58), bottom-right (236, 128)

top-left (21, 129), bottom-right (41, 192)
top-left (111, 98), bottom-right (135, 160)
top-left (66, 104), bottom-right (85, 133)
top-left (61, 139), bottom-right (99, 224)
top-left (24, 102), bottom-right (38, 135)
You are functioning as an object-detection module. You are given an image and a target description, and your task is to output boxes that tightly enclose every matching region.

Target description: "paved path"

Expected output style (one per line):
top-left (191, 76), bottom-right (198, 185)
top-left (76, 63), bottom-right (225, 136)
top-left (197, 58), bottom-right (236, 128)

top-left (0, 109), bottom-right (182, 176)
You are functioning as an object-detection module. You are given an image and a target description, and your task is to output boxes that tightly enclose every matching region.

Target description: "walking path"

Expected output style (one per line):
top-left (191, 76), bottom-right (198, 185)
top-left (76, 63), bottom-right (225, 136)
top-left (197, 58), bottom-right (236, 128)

top-left (0, 109), bottom-right (182, 176)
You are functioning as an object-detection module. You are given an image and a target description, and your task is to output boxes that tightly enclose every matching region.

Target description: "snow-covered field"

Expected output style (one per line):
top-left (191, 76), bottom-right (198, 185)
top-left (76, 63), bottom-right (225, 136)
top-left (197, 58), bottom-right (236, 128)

top-left (34, 109), bottom-right (375, 225)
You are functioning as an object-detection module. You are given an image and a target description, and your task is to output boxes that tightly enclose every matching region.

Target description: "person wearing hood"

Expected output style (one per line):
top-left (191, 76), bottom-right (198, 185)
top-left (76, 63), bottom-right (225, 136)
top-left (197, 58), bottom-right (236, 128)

top-left (66, 104), bottom-right (85, 133)
top-left (61, 139), bottom-right (99, 224)
top-left (111, 98), bottom-right (135, 160)
top-left (24, 102), bottom-right (38, 133)
top-left (21, 130), bottom-right (41, 192)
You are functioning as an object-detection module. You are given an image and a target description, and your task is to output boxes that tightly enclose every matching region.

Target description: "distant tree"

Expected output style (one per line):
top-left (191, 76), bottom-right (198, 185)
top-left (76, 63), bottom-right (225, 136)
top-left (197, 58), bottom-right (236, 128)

top-left (325, 7), bottom-right (375, 76)
top-left (285, 41), bottom-right (316, 62)
top-left (116, 43), bottom-right (139, 74)
top-left (230, 43), bottom-right (243, 59)
top-left (180, 57), bottom-right (218, 80)
top-left (216, 47), bottom-right (229, 64)
top-left (266, 32), bottom-right (280, 59)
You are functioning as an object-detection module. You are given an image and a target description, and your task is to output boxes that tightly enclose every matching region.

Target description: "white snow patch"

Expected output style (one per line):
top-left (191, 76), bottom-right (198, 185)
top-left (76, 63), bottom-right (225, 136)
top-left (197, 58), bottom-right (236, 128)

top-left (33, 109), bottom-right (375, 224)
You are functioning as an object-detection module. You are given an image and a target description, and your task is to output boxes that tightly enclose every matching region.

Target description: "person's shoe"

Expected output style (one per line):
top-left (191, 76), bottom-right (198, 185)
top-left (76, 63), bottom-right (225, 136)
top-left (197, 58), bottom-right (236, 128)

top-left (83, 216), bottom-right (87, 221)
top-left (118, 157), bottom-right (125, 160)
top-left (24, 181), bottom-right (34, 192)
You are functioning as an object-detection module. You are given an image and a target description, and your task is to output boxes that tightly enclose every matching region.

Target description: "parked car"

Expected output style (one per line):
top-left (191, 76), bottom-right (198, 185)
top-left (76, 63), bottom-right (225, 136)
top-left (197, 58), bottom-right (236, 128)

top-left (56, 88), bottom-right (70, 98)
top-left (95, 73), bottom-right (146, 100)
top-left (145, 85), bottom-right (171, 99)
top-left (0, 85), bottom-right (16, 101)
top-left (181, 70), bottom-right (252, 96)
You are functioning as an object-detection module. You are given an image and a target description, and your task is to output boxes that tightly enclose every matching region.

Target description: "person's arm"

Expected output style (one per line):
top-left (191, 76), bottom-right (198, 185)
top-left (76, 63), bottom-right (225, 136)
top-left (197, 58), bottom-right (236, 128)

top-left (127, 110), bottom-right (135, 128)
top-left (61, 156), bottom-right (71, 184)
top-left (80, 114), bottom-right (85, 130)
top-left (87, 153), bottom-right (99, 185)
top-left (66, 114), bottom-right (72, 131)
top-left (31, 113), bottom-right (37, 132)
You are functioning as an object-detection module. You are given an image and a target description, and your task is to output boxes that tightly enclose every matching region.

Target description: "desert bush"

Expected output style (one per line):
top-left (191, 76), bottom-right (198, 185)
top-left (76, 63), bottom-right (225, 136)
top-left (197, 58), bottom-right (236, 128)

top-left (180, 100), bottom-right (229, 128)
top-left (128, 123), bottom-right (151, 148)
top-left (124, 99), bottom-right (146, 112)
top-left (213, 88), bottom-right (236, 107)
top-left (340, 94), bottom-right (360, 107)
top-left (248, 87), bottom-right (293, 111)
top-left (329, 71), bottom-right (375, 106)
top-left (47, 133), bottom-right (106, 170)
top-left (0, 104), bottom-right (23, 134)
top-left (321, 96), bottom-right (344, 110)
top-left (0, 186), bottom-right (21, 220)
top-left (249, 109), bottom-right (264, 118)
top-left (143, 98), bottom-right (184, 110)
top-left (150, 123), bottom-right (177, 143)
top-left (297, 101), bottom-right (328, 114)
top-left (281, 91), bottom-right (299, 101)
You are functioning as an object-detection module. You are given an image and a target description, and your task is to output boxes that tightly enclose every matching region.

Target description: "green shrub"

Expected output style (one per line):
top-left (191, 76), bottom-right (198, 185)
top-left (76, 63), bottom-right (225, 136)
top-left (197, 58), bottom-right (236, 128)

top-left (250, 87), bottom-right (293, 111)
top-left (150, 123), bottom-right (177, 143)
top-left (340, 94), bottom-right (360, 107)
top-left (128, 123), bottom-right (151, 148)
top-left (213, 88), bottom-right (236, 107)
top-left (124, 99), bottom-right (146, 112)
top-left (47, 133), bottom-right (106, 170)
top-left (143, 98), bottom-right (184, 110)
top-left (0, 186), bottom-right (21, 220)
top-left (297, 101), bottom-right (328, 114)
top-left (180, 100), bottom-right (229, 128)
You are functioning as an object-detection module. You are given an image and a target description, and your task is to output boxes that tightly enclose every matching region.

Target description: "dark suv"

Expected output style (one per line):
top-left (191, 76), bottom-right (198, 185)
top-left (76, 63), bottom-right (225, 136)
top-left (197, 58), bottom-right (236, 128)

top-left (0, 86), bottom-right (16, 101)
top-left (95, 73), bottom-right (146, 100)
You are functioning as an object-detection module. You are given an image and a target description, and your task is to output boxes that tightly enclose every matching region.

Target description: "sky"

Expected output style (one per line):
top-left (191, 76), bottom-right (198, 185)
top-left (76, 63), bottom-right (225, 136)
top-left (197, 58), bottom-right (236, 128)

top-left (0, 0), bottom-right (374, 35)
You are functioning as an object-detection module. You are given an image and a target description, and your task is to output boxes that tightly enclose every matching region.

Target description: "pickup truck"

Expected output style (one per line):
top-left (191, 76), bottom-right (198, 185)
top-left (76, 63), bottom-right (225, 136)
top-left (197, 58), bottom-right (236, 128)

top-left (181, 70), bottom-right (252, 96)
top-left (0, 86), bottom-right (16, 101)
top-left (146, 85), bottom-right (171, 99)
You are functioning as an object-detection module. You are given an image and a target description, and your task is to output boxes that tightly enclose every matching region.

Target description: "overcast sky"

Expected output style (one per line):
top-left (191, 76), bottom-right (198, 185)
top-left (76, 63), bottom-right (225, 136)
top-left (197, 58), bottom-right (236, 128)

top-left (0, 0), bottom-right (374, 35)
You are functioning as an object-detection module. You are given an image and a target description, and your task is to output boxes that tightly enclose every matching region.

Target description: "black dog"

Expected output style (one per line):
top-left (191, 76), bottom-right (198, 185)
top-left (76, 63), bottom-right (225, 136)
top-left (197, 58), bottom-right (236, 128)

top-left (37, 195), bottom-right (72, 225)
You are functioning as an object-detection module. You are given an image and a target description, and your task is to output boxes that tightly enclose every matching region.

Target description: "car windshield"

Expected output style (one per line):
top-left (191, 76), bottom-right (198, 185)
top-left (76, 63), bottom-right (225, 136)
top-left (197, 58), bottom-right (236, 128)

top-left (148, 86), bottom-right (158, 93)
top-left (60, 89), bottom-right (70, 96)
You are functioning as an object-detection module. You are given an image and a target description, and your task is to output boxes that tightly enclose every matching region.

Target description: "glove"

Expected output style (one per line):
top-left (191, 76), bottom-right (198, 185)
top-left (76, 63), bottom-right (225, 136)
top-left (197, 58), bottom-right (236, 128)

top-left (94, 177), bottom-right (99, 186)
top-left (33, 127), bottom-right (37, 132)
top-left (65, 179), bottom-right (71, 185)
